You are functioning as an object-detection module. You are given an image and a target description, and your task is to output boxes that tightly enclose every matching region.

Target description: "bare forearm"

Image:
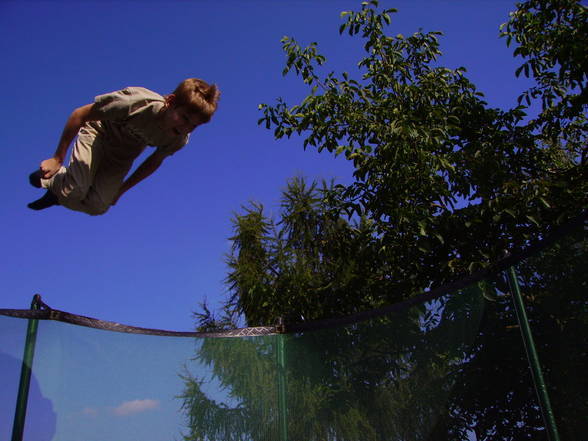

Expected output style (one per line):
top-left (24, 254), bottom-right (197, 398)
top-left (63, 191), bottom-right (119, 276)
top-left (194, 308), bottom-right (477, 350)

top-left (118, 153), bottom-right (164, 196)
top-left (53, 116), bottom-right (82, 162)
top-left (53, 104), bottom-right (95, 161)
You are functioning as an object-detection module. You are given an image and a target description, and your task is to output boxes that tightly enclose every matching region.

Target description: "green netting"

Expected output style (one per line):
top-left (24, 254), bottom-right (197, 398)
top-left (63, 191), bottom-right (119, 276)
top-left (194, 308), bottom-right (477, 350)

top-left (511, 225), bottom-right (588, 440)
top-left (187, 286), bottom-right (486, 441)
top-left (0, 316), bottom-right (30, 441)
top-left (1, 289), bottom-right (485, 441)
top-left (1, 218), bottom-right (586, 441)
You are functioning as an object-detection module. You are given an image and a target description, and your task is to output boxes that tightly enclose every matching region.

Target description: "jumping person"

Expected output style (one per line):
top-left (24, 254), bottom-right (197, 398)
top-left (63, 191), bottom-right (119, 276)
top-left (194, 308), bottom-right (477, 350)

top-left (28, 78), bottom-right (220, 215)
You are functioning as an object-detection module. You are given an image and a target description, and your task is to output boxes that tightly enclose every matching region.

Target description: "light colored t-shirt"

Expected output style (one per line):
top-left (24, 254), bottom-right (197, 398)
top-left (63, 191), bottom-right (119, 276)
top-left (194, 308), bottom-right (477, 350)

top-left (89, 87), bottom-right (189, 163)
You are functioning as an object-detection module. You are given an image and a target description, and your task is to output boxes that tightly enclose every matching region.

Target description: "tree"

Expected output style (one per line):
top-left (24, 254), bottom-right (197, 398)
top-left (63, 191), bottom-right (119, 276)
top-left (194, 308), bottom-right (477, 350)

top-left (259, 0), bottom-right (586, 299)
top-left (187, 1), bottom-right (587, 439)
top-left (501, 0), bottom-right (588, 146)
top-left (189, 177), bottom-right (491, 440)
top-left (196, 176), bottom-right (389, 327)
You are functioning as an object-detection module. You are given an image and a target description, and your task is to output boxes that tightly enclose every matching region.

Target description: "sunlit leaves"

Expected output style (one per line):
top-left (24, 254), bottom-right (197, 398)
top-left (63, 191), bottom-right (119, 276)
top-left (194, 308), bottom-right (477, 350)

top-left (256, 0), bottom-right (586, 302)
top-left (500, 0), bottom-right (587, 144)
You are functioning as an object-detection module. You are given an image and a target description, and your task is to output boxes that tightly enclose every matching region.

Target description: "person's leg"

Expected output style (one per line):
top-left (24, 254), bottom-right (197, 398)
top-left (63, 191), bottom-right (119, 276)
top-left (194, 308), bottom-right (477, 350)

top-left (40, 125), bottom-right (104, 206)
top-left (29, 124), bottom-right (135, 215)
top-left (27, 189), bottom-right (59, 210)
top-left (27, 169), bottom-right (58, 210)
top-left (73, 161), bottom-right (131, 215)
top-left (31, 125), bottom-right (118, 215)
top-left (29, 170), bottom-right (42, 188)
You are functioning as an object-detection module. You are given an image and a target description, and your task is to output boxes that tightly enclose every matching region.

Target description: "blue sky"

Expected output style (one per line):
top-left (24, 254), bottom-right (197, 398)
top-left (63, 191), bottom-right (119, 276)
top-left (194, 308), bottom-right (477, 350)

top-left (0, 0), bottom-right (529, 332)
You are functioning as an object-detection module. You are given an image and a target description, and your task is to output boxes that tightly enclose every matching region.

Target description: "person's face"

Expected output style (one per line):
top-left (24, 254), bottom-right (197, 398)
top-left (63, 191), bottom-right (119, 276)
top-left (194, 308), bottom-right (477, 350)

top-left (161, 96), bottom-right (205, 136)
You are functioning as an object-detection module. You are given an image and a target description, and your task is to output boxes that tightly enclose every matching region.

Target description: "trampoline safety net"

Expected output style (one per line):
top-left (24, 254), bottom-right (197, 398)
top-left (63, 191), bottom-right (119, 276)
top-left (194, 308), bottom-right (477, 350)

top-left (1, 218), bottom-right (586, 441)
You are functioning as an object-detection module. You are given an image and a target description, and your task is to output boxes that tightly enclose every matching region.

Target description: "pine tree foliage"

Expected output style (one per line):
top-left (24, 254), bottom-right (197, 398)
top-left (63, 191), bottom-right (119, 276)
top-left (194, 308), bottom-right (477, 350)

top-left (200, 177), bottom-right (388, 327)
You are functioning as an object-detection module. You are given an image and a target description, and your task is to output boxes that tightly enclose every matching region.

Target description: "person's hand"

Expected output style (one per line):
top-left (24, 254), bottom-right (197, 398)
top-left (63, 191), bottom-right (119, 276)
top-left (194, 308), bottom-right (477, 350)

top-left (40, 157), bottom-right (62, 179)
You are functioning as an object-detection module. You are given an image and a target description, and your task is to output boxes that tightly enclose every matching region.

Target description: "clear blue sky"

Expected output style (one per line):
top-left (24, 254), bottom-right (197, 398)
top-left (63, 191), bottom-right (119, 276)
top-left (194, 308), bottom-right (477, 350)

top-left (1, 0), bottom-right (528, 332)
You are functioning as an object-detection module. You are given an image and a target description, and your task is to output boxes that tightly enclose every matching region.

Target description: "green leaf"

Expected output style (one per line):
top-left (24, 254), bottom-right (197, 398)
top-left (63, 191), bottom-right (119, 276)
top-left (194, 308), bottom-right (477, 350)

top-left (434, 233), bottom-right (444, 244)
top-left (418, 220), bottom-right (426, 236)
top-left (526, 215), bottom-right (540, 227)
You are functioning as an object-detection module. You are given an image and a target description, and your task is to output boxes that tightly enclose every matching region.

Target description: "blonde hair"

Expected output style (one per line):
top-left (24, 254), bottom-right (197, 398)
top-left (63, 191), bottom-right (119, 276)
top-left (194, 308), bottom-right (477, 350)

top-left (172, 78), bottom-right (220, 123)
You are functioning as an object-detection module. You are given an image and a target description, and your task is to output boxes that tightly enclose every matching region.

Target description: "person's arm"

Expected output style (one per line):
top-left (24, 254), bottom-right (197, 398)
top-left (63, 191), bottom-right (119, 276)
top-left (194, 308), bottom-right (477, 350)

top-left (40, 103), bottom-right (99, 178)
top-left (111, 150), bottom-right (167, 205)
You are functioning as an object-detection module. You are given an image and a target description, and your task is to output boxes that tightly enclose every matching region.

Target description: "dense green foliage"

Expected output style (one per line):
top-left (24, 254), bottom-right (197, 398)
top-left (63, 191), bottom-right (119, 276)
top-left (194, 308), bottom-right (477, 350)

top-left (258, 0), bottom-right (586, 309)
top-left (501, 0), bottom-right (587, 143)
top-left (186, 1), bottom-right (587, 440)
top-left (198, 0), bottom-right (586, 328)
top-left (203, 177), bottom-right (390, 327)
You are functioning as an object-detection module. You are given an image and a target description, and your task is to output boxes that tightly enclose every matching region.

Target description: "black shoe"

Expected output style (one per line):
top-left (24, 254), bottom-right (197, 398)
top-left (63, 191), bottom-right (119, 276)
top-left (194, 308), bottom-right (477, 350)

top-left (29, 170), bottom-right (42, 188)
top-left (28, 191), bottom-right (59, 210)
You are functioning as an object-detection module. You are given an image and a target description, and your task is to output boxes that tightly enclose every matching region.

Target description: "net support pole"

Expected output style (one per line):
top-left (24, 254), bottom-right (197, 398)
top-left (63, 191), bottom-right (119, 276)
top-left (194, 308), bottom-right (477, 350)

top-left (506, 266), bottom-right (560, 441)
top-left (276, 319), bottom-right (288, 441)
top-left (11, 295), bottom-right (42, 441)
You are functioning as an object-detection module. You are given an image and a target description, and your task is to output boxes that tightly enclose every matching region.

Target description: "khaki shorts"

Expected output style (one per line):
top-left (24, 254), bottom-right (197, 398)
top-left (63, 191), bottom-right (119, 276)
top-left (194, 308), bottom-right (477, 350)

top-left (42, 125), bottom-right (134, 215)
